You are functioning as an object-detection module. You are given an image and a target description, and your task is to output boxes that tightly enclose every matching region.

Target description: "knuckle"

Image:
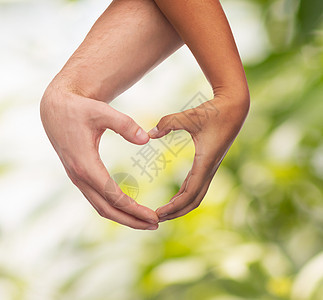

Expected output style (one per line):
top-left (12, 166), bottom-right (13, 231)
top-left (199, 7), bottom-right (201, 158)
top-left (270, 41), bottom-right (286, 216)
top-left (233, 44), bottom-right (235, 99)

top-left (69, 162), bottom-right (89, 182)
top-left (185, 186), bottom-right (200, 199)
top-left (69, 174), bottom-right (82, 186)
top-left (119, 116), bottom-right (134, 133)
top-left (183, 108), bottom-right (195, 118)
top-left (186, 108), bottom-right (204, 132)
top-left (132, 200), bottom-right (140, 210)
top-left (106, 195), bottom-right (120, 207)
top-left (169, 200), bottom-right (176, 208)
top-left (160, 114), bottom-right (181, 133)
top-left (166, 201), bottom-right (177, 213)
top-left (107, 193), bottom-right (131, 208)
top-left (158, 115), bottom-right (171, 129)
top-left (65, 167), bottom-right (81, 186)
top-left (97, 207), bottom-right (109, 219)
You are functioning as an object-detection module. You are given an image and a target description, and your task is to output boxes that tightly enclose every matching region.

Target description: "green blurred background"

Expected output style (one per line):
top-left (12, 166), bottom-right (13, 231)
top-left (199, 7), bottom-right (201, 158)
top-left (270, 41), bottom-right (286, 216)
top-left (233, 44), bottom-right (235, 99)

top-left (0, 0), bottom-right (322, 299)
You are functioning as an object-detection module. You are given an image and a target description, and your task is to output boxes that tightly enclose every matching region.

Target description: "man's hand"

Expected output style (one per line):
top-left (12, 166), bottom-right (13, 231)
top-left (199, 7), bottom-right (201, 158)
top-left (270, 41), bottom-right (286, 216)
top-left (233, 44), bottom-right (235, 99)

top-left (149, 95), bottom-right (249, 222)
top-left (39, 0), bottom-right (183, 229)
top-left (40, 84), bottom-right (159, 230)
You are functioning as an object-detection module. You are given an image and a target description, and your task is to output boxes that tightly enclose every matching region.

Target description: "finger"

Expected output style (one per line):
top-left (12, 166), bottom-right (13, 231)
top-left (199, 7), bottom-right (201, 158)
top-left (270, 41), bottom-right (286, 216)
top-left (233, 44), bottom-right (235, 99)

top-left (93, 102), bottom-right (150, 145)
top-left (158, 177), bottom-right (212, 222)
top-left (159, 155), bottom-right (223, 221)
top-left (69, 147), bottom-right (159, 225)
top-left (148, 111), bottom-right (195, 139)
top-left (104, 176), bottom-right (159, 224)
top-left (172, 170), bottom-right (192, 198)
top-left (153, 171), bottom-right (192, 221)
top-left (156, 147), bottom-right (215, 218)
top-left (161, 169), bottom-right (192, 209)
top-left (78, 182), bottom-right (158, 230)
top-left (148, 103), bottom-right (214, 139)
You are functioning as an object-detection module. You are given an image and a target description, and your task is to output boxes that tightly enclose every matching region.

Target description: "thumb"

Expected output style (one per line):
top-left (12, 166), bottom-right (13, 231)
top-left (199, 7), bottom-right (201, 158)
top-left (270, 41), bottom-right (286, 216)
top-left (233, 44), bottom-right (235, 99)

top-left (96, 104), bottom-right (149, 145)
top-left (148, 112), bottom-right (188, 139)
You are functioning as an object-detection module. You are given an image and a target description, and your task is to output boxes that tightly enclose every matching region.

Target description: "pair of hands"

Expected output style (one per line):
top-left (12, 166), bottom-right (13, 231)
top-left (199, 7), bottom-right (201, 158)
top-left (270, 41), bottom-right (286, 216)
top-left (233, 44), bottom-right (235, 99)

top-left (40, 84), bottom-right (249, 230)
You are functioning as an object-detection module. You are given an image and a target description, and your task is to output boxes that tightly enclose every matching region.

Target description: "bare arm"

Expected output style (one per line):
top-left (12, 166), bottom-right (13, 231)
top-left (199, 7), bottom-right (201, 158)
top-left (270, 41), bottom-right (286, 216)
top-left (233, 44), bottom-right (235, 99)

top-left (40, 0), bottom-right (184, 230)
top-left (151, 0), bottom-right (249, 99)
top-left (55, 0), bottom-right (183, 102)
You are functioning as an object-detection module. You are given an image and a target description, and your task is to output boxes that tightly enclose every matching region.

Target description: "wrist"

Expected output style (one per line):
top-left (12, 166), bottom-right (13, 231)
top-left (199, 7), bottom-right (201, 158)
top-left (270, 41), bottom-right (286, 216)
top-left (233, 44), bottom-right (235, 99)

top-left (45, 67), bottom-right (114, 103)
top-left (46, 71), bottom-right (90, 98)
top-left (40, 74), bottom-right (84, 119)
top-left (215, 82), bottom-right (249, 106)
top-left (211, 86), bottom-right (250, 125)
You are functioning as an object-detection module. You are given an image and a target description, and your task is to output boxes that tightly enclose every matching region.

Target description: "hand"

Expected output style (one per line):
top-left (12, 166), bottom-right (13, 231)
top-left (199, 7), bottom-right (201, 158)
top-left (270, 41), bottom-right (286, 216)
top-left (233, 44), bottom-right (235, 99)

top-left (40, 84), bottom-right (159, 230)
top-left (148, 95), bottom-right (249, 222)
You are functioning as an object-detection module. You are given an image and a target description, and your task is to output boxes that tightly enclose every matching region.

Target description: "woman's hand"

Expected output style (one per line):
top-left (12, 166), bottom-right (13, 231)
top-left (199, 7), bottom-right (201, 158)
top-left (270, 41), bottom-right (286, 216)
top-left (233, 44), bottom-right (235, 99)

top-left (149, 95), bottom-right (250, 222)
top-left (40, 84), bottom-right (159, 230)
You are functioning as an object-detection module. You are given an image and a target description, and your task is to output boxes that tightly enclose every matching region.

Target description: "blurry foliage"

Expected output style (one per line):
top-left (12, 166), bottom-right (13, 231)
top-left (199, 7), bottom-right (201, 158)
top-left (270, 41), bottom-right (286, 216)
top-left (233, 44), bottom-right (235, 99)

top-left (131, 0), bottom-right (323, 299)
top-left (1, 0), bottom-right (322, 299)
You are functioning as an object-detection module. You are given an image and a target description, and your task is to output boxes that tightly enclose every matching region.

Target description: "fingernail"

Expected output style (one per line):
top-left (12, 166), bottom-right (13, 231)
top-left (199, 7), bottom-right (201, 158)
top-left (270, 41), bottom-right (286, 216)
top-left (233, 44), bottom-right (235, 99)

top-left (136, 128), bottom-right (148, 141)
top-left (147, 225), bottom-right (158, 230)
top-left (136, 128), bottom-right (142, 136)
top-left (148, 127), bottom-right (158, 137)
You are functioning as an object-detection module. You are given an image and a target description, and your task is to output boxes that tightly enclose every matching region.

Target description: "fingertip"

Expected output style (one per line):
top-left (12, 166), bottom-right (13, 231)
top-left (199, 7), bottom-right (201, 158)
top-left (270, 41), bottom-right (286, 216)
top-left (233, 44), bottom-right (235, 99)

top-left (156, 208), bottom-right (167, 219)
top-left (147, 216), bottom-right (159, 224)
top-left (148, 126), bottom-right (159, 138)
top-left (135, 128), bottom-right (150, 144)
top-left (147, 224), bottom-right (159, 230)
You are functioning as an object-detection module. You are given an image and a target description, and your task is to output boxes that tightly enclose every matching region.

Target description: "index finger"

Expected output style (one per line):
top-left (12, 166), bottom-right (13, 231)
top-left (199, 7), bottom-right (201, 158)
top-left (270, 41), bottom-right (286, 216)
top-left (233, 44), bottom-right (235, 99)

top-left (104, 176), bottom-right (158, 224)
top-left (156, 146), bottom-right (216, 219)
top-left (70, 147), bottom-right (159, 224)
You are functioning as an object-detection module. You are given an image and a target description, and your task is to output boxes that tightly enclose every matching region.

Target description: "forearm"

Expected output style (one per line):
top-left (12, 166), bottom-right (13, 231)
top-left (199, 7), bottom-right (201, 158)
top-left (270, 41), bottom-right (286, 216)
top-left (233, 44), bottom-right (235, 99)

top-left (152, 0), bottom-right (249, 103)
top-left (49, 0), bottom-right (183, 102)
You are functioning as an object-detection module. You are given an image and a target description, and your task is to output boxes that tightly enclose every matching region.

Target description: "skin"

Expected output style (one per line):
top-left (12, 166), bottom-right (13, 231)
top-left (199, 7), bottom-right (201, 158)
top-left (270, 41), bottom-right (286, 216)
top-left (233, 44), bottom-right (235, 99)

top-left (40, 0), bottom-right (183, 230)
top-left (148, 0), bottom-right (250, 221)
top-left (40, 0), bottom-right (249, 229)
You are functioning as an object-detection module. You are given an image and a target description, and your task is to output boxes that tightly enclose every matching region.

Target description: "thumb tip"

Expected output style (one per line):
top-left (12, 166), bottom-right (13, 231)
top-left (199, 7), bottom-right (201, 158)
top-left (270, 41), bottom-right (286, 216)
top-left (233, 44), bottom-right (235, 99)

top-left (148, 127), bottom-right (159, 138)
top-left (135, 128), bottom-right (150, 144)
